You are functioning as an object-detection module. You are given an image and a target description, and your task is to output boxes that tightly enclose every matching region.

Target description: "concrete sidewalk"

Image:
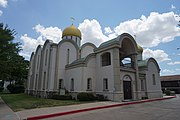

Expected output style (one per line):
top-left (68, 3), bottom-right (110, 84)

top-left (16, 96), bottom-right (176, 120)
top-left (16, 101), bottom-right (120, 120)
top-left (0, 97), bottom-right (19, 120)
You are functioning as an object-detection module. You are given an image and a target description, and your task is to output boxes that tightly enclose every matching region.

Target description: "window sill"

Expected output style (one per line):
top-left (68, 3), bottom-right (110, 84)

top-left (86, 89), bottom-right (92, 91)
top-left (103, 89), bottom-right (109, 92)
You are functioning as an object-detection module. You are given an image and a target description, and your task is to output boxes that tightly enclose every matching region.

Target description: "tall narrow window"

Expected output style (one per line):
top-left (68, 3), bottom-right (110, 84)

top-left (35, 74), bottom-right (38, 89)
top-left (43, 72), bottom-right (46, 90)
top-left (37, 55), bottom-right (40, 69)
top-left (71, 78), bottom-right (74, 91)
top-left (141, 79), bottom-right (145, 91)
top-left (103, 78), bottom-right (108, 90)
top-left (153, 74), bottom-right (156, 85)
top-left (59, 79), bottom-right (63, 89)
top-left (45, 49), bottom-right (48, 66)
top-left (87, 78), bottom-right (92, 90)
top-left (67, 49), bottom-right (70, 64)
top-left (101, 52), bottom-right (111, 66)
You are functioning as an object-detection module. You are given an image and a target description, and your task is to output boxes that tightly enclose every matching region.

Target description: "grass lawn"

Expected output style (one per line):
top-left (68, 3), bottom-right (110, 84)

top-left (0, 93), bottom-right (90, 112)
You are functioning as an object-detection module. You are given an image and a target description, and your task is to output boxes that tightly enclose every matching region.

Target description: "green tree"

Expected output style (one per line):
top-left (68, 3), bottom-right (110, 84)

top-left (0, 23), bottom-right (29, 85)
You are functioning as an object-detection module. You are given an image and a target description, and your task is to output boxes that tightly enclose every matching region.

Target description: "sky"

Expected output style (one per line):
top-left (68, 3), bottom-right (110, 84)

top-left (0, 0), bottom-right (180, 76)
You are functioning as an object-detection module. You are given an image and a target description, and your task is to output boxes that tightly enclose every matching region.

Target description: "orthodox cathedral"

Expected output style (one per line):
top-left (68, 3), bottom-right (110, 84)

top-left (26, 23), bottom-right (162, 101)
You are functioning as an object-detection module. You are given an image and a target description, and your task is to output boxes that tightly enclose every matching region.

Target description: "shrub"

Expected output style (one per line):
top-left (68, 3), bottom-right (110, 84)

top-left (96, 94), bottom-right (108, 101)
top-left (141, 96), bottom-right (148, 100)
top-left (0, 87), bottom-right (4, 92)
top-left (164, 90), bottom-right (171, 95)
top-left (7, 84), bottom-right (25, 93)
top-left (77, 92), bottom-right (95, 101)
top-left (51, 95), bottom-right (72, 100)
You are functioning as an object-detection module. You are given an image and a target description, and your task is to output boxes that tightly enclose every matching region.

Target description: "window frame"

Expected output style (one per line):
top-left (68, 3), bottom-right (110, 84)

top-left (87, 78), bottom-right (92, 91)
top-left (71, 78), bottom-right (74, 91)
top-left (103, 78), bottom-right (108, 91)
top-left (152, 74), bottom-right (156, 85)
top-left (101, 52), bottom-right (111, 67)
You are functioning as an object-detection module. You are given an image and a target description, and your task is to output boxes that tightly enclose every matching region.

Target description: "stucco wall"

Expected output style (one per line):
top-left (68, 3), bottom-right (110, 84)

top-left (95, 50), bottom-right (114, 92)
top-left (65, 67), bottom-right (83, 92)
top-left (33, 46), bottom-right (42, 91)
top-left (57, 41), bottom-right (78, 83)
top-left (48, 46), bottom-right (57, 91)
top-left (82, 57), bottom-right (96, 91)
top-left (81, 44), bottom-right (95, 58)
top-left (146, 61), bottom-right (162, 98)
top-left (40, 42), bottom-right (51, 91)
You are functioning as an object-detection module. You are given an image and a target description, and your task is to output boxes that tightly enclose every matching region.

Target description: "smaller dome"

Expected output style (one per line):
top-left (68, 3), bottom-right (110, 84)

top-left (62, 25), bottom-right (81, 39)
top-left (137, 44), bottom-right (143, 53)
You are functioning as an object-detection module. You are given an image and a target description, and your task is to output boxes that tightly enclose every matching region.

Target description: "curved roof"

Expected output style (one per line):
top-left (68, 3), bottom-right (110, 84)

top-left (58, 39), bottom-right (80, 51)
top-left (137, 44), bottom-right (143, 53)
top-left (138, 57), bottom-right (160, 72)
top-left (81, 42), bottom-right (97, 50)
top-left (66, 53), bottom-right (96, 68)
top-left (97, 33), bottom-right (137, 53)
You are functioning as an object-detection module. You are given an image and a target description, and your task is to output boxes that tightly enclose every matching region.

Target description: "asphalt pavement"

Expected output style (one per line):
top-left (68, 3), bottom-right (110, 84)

top-left (46, 94), bottom-right (180, 120)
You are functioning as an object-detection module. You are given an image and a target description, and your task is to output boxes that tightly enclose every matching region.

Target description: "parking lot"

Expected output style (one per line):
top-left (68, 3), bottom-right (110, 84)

top-left (46, 95), bottom-right (180, 120)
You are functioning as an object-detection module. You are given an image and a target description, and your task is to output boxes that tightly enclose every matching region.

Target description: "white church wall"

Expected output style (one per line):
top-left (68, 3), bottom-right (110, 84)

top-left (81, 44), bottom-right (95, 58)
top-left (146, 61), bottom-right (162, 98)
top-left (48, 46), bottom-right (57, 91)
top-left (65, 67), bottom-right (83, 92)
top-left (83, 57), bottom-right (96, 91)
top-left (33, 46), bottom-right (42, 91)
top-left (28, 53), bottom-right (35, 91)
top-left (40, 42), bottom-right (51, 91)
top-left (95, 50), bottom-right (114, 92)
top-left (57, 42), bottom-right (78, 83)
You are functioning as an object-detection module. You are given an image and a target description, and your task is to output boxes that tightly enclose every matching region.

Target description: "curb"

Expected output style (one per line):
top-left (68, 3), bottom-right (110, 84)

top-left (27, 96), bottom-right (176, 120)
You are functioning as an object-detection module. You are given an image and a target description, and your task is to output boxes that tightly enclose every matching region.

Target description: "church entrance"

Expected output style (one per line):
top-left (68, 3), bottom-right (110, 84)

top-left (123, 75), bottom-right (132, 100)
top-left (123, 81), bottom-right (132, 99)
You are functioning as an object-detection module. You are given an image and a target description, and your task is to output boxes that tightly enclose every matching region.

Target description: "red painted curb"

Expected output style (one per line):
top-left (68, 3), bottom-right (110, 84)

top-left (27, 96), bottom-right (176, 120)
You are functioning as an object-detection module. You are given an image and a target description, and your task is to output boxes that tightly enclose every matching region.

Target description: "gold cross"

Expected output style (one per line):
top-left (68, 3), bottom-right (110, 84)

top-left (71, 17), bottom-right (75, 25)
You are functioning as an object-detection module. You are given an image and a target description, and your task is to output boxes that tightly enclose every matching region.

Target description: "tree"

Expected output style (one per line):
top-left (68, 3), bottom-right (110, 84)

top-left (0, 23), bottom-right (29, 85)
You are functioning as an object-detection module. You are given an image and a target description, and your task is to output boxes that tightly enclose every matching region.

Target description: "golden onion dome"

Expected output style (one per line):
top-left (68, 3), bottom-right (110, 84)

top-left (137, 44), bottom-right (143, 53)
top-left (62, 25), bottom-right (81, 39)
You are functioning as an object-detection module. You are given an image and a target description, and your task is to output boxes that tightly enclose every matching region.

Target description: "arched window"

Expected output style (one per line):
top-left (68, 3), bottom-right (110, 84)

top-left (59, 79), bottom-right (63, 89)
top-left (87, 78), bottom-right (92, 91)
top-left (71, 78), bottom-right (74, 91)
top-left (101, 52), bottom-right (111, 66)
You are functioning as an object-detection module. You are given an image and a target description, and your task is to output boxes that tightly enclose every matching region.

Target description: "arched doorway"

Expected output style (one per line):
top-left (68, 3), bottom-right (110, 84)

top-left (123, 75), bottom-right (132, 99)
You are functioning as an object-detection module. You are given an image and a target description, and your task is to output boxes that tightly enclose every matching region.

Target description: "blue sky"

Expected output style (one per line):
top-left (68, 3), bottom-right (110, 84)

top-left (0, 0), bottom-right (180, 76)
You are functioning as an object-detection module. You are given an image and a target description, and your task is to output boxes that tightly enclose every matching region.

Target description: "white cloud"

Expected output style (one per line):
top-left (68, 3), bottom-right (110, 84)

top-left (20, 25), bottom-right (62, 59)
top-left (0, 10), bottom-right (2, 16)
top-left (79, 19), bottom-right (109, 46)
top-left (104, 27), bottom-right (113, 34)
top-left (171, 4), bottom-right (176, 9)
top-left (162, 69), bottom-right (174, 74)
top-left (143, 48), bottom-right (171, 62)
top-left (20, 34), bottom-right (44, 59)
top-left (20, 12), bottom-right (180, 60)
top-left (112, 12), bottom-right (180, 47)
top-left (0, 0), bottom-right (8, 8)
top-left (79, 12), bottom-right (180, 48)
top-left (33, 24), bottom-right (62, 43)
top-left (176, 68), bottom-right (180, 71)
top-left (167, 61), bottom-right (180, 65)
